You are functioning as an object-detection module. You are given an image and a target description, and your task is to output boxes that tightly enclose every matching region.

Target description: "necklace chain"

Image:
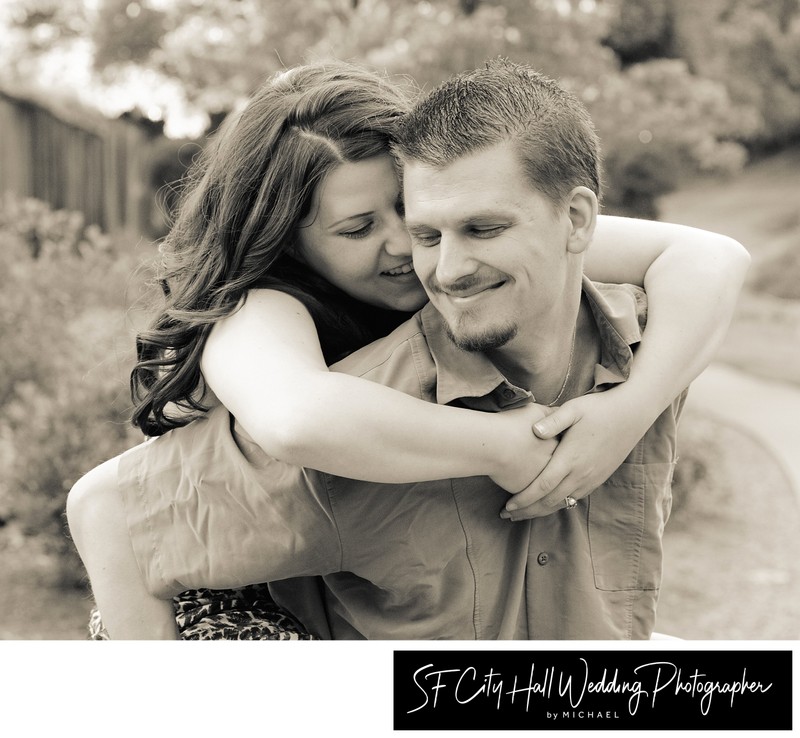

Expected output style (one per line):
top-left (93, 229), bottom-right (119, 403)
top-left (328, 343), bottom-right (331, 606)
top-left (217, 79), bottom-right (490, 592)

top-left (546, 324), bottom-right (577, 408)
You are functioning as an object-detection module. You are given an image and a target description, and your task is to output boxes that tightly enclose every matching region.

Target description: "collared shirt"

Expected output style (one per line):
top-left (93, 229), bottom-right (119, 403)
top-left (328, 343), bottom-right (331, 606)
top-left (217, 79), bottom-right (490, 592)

top-left (119, 278), bottom-right (684, 639)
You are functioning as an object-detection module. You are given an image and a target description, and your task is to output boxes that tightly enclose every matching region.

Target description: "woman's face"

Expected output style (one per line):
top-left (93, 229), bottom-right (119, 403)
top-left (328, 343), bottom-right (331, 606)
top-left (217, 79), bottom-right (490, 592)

top-left (295, 155), bottom-right (428, 312)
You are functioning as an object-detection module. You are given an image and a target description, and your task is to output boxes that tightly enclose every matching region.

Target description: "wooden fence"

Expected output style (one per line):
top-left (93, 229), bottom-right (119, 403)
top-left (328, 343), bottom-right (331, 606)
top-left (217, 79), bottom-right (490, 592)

top-left (0, 87), bottom-right (160, 234)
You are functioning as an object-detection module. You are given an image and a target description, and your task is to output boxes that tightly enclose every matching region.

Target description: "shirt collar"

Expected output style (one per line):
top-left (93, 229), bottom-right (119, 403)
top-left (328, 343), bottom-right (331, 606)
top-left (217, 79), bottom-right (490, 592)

top-left (419, 303), bottom-right (533, 410)
top-left (582, 277), bottom-right (646, 392)
top-left (420, 276), bottom-right (645, 409)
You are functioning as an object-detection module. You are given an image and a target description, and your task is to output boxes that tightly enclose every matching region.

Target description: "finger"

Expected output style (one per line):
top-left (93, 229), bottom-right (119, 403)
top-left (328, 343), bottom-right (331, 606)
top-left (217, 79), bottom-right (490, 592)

top-left (503, 473), bottom-right (587, 521)
top-left (501, 497), bottom-right (563, 521)
top-left (532, 404), bottom-right (578, 439)
top-left (506, 463), bottom-right (569, 511)
top-left (537, 477), bottom-right (588, 510)
top-left (538, 477), bottom-right (601, 517)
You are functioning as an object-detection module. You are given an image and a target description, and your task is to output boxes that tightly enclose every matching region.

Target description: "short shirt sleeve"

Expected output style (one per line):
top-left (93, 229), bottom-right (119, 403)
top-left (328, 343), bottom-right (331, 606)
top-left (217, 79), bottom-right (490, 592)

top-left (118, 404), bottom-right (342, 598)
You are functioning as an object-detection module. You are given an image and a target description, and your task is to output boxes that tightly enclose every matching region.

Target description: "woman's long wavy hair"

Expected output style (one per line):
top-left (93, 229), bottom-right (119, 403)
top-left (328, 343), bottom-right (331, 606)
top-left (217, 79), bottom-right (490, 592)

top-left (131, 62), bottom-right (414, 436)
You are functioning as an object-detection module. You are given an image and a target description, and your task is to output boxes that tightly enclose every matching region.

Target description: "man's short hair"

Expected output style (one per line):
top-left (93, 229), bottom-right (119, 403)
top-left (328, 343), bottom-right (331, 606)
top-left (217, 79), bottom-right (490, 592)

top-left (394, 58), bottom-right (602, 208)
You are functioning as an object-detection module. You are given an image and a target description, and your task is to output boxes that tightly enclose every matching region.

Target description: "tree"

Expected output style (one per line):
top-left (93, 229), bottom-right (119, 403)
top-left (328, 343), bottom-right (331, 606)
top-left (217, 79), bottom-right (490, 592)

top-left (607, 0), bottom-right (800, 147)
top-left (602, 0), bottom-right (674, 66)
top-left (4, 0), bottom-right (797, 213)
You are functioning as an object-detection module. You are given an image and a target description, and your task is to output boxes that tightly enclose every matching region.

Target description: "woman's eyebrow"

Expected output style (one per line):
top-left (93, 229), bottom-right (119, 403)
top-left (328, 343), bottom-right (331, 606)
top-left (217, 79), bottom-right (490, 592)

top-left (328, 212), bottom-right (373, 229)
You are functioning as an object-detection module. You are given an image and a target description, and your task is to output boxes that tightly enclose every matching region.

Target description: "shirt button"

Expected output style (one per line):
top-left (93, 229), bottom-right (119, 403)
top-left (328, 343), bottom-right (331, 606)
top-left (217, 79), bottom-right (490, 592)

top-left (502, 388), bottom-right (516, 400)
top-left (537, 552), bottom-right (549, 566)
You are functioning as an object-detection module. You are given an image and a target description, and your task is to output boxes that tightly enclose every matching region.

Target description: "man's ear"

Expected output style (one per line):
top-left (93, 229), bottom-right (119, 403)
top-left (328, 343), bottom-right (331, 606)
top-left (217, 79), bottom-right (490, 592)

top-left (565, 186), bottom-right (598, 255)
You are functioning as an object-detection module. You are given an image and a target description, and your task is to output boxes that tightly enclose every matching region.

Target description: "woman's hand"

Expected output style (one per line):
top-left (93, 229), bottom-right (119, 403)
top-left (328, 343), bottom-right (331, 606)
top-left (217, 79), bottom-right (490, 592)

top-left (487, 403), bottom-right (559, 494)
top-left (500, 388), bottom-right (652, 520)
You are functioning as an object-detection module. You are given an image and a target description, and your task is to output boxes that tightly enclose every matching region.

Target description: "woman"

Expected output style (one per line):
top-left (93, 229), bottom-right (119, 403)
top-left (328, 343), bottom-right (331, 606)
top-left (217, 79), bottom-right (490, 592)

top-left (67, 61), bottom-right (749, 640)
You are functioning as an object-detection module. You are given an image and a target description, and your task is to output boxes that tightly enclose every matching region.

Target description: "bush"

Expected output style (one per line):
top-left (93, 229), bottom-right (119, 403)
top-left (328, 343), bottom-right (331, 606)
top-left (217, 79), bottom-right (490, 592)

top-left (323, 4), bottom-right (755, 219)
top-left (590, 59), bottom-right (753, 216)
top-left (0, 194), bottom-right (155, 587)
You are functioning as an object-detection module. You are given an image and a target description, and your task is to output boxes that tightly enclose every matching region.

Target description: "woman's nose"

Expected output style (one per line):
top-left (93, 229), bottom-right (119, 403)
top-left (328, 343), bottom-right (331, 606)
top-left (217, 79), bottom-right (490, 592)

top-left (384, 214), bottom-right (412, 257)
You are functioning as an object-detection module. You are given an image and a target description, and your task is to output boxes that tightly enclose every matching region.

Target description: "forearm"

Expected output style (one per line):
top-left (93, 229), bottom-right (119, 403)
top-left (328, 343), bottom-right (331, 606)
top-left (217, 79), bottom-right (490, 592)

top-left (247, 371), bottom-right (540, 485)
top-left (67, 456), bottom-right (179, 639)
top-left (205, 289), bottom-right (549, 489)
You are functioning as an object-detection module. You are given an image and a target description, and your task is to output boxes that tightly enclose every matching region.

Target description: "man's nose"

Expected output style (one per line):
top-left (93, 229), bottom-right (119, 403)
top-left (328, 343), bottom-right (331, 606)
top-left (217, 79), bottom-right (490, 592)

top-left (384, 213), bottom-right (412, 257)
top-left (436, 234), bottom-right (476, 287)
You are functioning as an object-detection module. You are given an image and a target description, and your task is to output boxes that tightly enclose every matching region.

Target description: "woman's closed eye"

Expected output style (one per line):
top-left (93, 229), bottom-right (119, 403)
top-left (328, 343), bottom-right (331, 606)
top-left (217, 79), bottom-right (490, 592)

top-left (339, 220), bottom-right (376, 239)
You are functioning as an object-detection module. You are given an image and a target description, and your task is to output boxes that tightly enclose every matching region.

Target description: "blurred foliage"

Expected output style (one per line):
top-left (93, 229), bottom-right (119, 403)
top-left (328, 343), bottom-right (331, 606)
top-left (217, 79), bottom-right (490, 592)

top-left (6, 0), bottom-right (798, 216)
top-left (606, 0), bottom-right (800, 147)
top-left (602, 0), bottom-right (673, 65)
top-left (594, 59), bottom-right (755, 215)
top-left (1, 0), bottom-right (91, 47)
top-left (144, 135), bottom-right (204, 237)
top-left (749, 208), bottom-right (800, 299)
top-left (0, 193), bottom-right (152, 585)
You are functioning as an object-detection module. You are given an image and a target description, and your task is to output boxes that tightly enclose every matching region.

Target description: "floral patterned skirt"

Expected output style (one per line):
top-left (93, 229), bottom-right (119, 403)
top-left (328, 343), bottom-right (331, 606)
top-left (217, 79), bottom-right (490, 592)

top-left (88, 583), bottom-right (315, 640)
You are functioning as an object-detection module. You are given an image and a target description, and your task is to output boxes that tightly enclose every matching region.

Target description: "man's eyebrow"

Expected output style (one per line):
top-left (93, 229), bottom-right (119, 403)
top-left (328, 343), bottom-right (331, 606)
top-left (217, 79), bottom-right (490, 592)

top-left (405, 223), bottom-right (437, 235)
top-left (458, 211), bottom-right (513, 224)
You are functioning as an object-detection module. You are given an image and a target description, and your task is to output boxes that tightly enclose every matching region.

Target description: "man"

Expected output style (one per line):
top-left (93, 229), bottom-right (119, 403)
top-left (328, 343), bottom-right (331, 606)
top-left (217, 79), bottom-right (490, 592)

top-left (112, 60), bottom-right (684, 639)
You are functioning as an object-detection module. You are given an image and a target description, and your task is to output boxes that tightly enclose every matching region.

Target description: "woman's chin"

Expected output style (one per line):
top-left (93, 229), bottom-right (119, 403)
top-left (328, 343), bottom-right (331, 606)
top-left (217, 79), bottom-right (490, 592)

top-left (363, 282), bottom-right (428, 313)
top-left (388, 290), bottom-right (429, 313)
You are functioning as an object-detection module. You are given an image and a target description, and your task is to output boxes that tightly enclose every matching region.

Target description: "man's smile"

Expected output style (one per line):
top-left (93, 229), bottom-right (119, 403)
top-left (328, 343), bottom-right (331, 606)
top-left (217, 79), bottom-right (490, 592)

top-left (433, 278), bottom-right (508, 305)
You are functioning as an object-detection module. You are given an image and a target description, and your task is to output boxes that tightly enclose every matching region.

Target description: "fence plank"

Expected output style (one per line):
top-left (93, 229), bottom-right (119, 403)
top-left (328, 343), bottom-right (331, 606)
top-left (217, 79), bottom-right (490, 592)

top-left (0, 88), bottom-right (158, 234)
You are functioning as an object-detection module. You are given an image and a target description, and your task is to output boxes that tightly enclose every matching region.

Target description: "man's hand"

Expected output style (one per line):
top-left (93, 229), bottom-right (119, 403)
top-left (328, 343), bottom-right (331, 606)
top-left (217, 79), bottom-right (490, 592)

top-left (500, 390), bottom-right (651, 520)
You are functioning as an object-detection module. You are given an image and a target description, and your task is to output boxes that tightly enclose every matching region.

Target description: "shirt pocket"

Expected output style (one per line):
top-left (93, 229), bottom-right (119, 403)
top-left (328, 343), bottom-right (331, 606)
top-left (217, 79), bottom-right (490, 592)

top-left (588, 460), bottom-right (675, 592)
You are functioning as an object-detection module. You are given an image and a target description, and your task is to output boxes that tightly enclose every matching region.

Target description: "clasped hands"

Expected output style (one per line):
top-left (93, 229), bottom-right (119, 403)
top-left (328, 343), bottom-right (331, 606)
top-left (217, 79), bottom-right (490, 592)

top-left (490, 391), bottom-right (644, 521)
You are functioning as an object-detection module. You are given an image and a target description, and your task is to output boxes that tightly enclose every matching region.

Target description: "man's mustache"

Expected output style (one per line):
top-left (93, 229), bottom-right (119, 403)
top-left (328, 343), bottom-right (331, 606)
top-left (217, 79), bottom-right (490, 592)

top-left (427, 272), bottom-right (507, 296)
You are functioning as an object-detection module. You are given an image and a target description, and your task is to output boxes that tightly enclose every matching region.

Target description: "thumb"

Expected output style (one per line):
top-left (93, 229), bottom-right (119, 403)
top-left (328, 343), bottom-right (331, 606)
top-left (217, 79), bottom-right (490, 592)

top-left (532, 404), bottom-right (577, 439)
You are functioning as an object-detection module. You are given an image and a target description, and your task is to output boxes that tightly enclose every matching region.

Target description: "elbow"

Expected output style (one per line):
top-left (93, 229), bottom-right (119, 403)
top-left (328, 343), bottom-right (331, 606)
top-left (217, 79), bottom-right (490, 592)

top-left (245, 413), bottom-right (319, 466)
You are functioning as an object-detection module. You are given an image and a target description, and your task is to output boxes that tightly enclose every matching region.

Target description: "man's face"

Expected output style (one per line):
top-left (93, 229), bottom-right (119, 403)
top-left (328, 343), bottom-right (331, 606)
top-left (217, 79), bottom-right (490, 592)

top-left (403, 141), bottom-right (575, 352)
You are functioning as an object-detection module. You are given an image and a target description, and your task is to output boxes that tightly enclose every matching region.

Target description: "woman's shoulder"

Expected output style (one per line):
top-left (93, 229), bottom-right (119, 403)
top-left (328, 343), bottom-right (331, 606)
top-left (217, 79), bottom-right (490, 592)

top-left (206, 287), bottom-right (318, 349)
top-left (238, 287), bottom-right (313, 315)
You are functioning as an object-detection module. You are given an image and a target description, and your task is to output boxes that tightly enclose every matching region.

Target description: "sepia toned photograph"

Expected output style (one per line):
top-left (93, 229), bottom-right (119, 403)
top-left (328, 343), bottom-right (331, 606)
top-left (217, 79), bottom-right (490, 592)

top-left (1, 0), bottom-right (798, 732)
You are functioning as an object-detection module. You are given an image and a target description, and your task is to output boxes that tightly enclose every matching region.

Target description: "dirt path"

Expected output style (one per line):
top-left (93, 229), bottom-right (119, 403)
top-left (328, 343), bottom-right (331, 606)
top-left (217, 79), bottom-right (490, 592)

top-left (653, 362), bottom-right (800, 639)
top-left (654, 358), bottom-right (800, 640)
top-left (655, 150), bottom-right (800, 639)
top-left (656, 405), bottom-right (800, 640)
top-left (659, 146), bottom-right (800, 265)
top-left (685, 363), bottom-right (800, 497)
